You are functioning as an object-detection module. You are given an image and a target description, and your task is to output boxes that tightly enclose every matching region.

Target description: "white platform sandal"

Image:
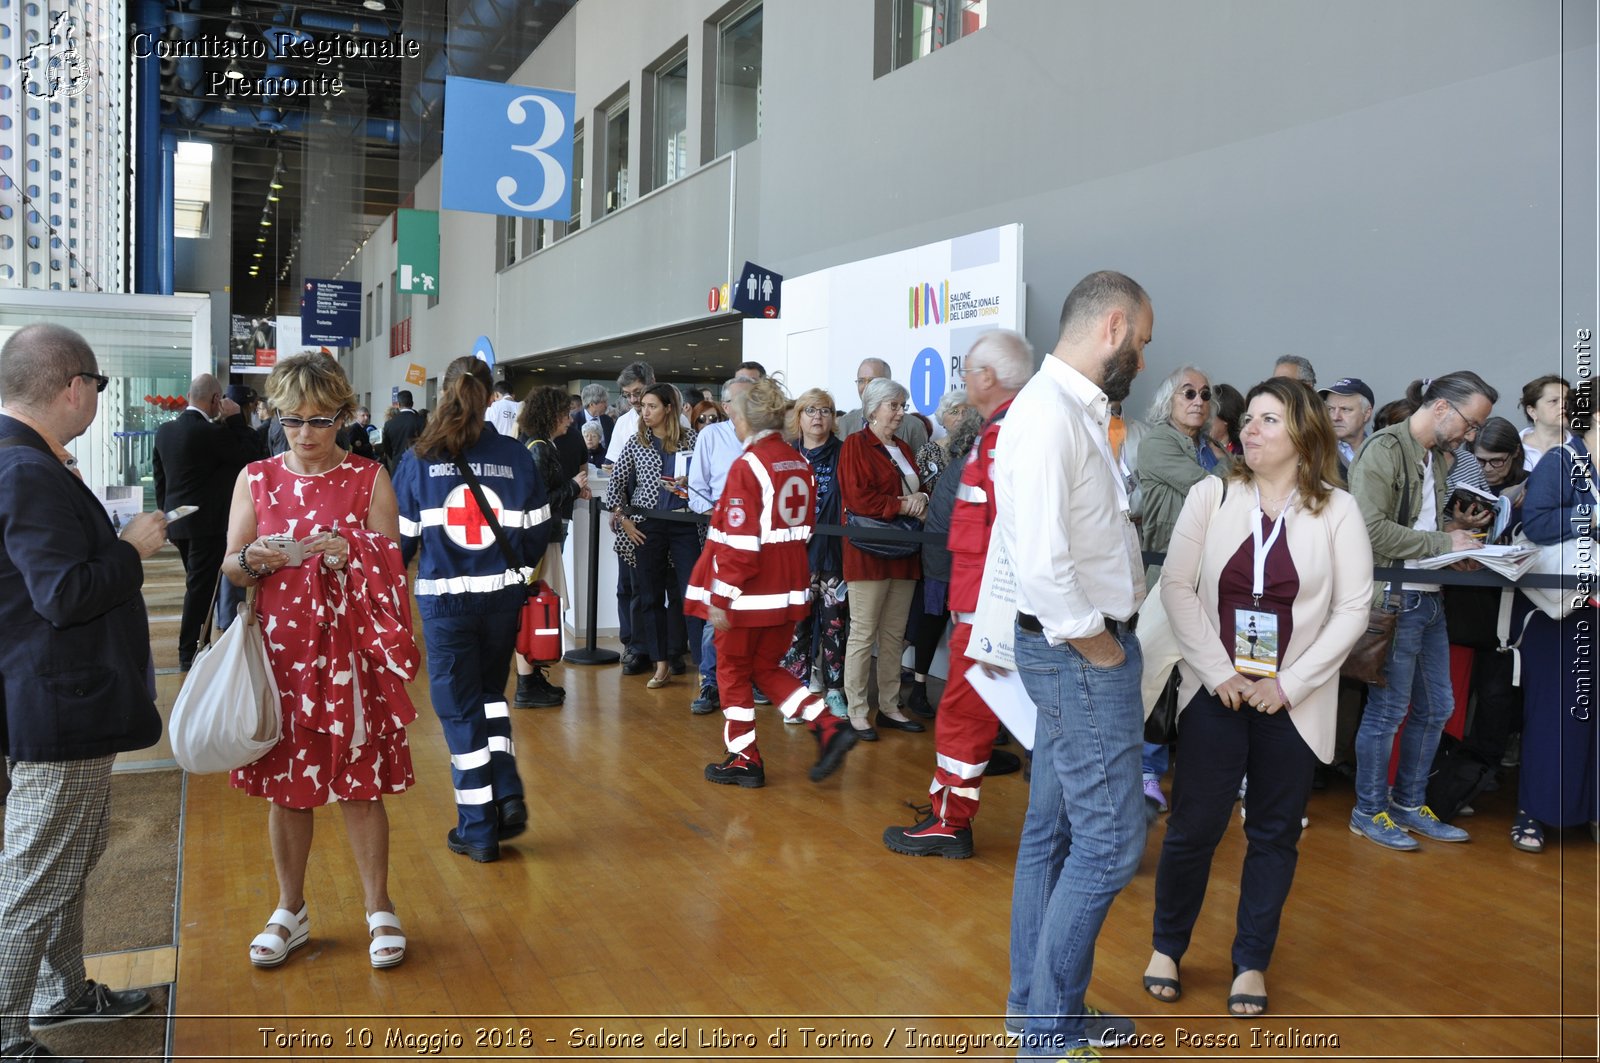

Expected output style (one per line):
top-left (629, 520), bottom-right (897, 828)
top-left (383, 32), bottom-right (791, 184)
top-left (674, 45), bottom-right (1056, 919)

top-left (367, 910), bottom-right (406, 969)
top-left (249, 903), bottom-right (309, 968)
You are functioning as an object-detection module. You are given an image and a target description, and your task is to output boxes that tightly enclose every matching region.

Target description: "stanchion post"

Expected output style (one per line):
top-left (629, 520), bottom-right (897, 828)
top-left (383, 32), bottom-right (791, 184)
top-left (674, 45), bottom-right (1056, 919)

top-left (564, 494), bottom-right (620, 665)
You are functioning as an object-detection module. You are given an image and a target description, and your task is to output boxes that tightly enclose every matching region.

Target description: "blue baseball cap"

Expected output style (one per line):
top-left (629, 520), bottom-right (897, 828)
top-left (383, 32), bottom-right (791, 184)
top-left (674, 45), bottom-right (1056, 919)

top-left (1319, 377), bottom-right (1375, 406)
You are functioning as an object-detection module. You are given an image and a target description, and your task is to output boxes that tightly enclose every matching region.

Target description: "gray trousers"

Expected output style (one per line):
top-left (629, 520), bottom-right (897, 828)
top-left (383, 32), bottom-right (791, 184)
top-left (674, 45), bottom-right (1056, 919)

top-left (0, 755), bottom-right (114, 1047)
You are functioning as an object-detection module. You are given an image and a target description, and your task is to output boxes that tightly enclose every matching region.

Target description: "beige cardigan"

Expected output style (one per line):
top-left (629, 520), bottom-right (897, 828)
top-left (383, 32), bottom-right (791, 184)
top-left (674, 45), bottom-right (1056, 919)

top-left (1160, 476), bottom-right (1373, 763)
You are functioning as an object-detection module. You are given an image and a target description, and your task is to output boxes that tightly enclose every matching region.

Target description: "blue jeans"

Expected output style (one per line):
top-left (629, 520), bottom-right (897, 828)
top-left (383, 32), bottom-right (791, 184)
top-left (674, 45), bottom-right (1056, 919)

top-left (1353, 590), bottom-right (1455, 815)
top-left (1142, 741), bottom-right (1169, 779)
top-left (701, 622), bottom-right (718, 689)
top-left (1006, 625), bottom-right (1145, 1058)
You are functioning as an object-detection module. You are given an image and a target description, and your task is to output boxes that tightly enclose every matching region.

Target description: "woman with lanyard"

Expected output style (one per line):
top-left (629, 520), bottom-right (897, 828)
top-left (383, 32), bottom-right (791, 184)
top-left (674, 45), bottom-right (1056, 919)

top-left (1513, 378), bottom-right (1599, 853)
top-left (605, 382), bottom-right (703, 689)
top-left (510, 386), bottom-right (589, 708)
top-left (1141, 378), bottom-right (1371, 1018)
top-left (780, 388), bottom-right (850, 718)
top-left (391, 356), bottom-right (551, 864)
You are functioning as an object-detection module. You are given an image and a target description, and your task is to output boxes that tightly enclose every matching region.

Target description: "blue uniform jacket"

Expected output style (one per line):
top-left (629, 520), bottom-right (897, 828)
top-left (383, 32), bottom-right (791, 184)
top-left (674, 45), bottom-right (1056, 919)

top-left (0, 416), bottom-right (162, 761)
top-left (392, 425), bottom-right (552, 618)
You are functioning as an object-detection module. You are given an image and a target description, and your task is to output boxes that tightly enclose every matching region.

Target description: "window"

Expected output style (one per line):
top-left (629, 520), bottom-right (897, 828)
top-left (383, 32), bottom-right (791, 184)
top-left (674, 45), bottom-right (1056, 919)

top-left (565, 123), bottom-right (584, 236)
top-left (603, 98), bottom-right (630, 216)
top-left (374, 282), bottom-right (385, 342)
top-left (652, 53), bottom-right (689, 191)
top-left (173, 141), bottom-right (212, 237)
top-left (498, 215), bottom-right (519, 269)
top-left (365, 290), bottom-right (374, 342)
top-left (887, 0), bottom-right (986, 71)
top-left (714, 3), bottom-right (762, 157)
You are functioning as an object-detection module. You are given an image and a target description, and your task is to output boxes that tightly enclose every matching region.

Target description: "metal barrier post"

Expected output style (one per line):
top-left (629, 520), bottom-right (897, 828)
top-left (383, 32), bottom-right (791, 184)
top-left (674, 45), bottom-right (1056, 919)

top-left (564, 494), bottom-right (620, 665)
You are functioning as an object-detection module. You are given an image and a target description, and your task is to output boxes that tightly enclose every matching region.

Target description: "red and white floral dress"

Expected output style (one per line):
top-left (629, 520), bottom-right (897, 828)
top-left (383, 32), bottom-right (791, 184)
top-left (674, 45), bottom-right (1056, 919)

top-left (230, 454), bottom-right (418, 808)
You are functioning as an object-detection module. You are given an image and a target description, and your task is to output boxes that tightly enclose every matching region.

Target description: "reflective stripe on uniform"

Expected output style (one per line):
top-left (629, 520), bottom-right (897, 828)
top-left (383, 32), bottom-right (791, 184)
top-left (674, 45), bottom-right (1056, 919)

top-left (451, 747), bottom-right (491, 771)
top-left (414, 569), bottom-right (533, 596)
top-left (955, 482), bottom-right (988, 504)
top-left (722, 706), bottom-right (756, 722)
top-left (454, 784), bottom-right (494, 805)
top-left (489, 736), bottom-right (515, 755)
top-left (728, 589), bottom-right (809, 610)
top-left (708, 527), bottom-right (761, 551)
top-left (484, 700), bottom-right (510, 719)
top-left (936, 753), bottom-right (987, 780)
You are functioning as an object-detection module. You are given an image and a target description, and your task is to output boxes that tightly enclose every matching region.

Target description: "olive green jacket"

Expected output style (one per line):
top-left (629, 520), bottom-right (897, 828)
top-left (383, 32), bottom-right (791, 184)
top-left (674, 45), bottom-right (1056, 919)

top-left (1134, 421), bottom-right (1233, 558)
top-left (1347, 420), bottom-right (1454, 600)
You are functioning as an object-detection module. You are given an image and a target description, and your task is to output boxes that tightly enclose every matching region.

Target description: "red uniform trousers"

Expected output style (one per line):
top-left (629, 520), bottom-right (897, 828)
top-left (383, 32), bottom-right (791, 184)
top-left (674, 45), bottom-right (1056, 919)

top-left (717, 623), bottom-right (826, 759)
top-left (928, 622), bottom-right (1003, 828)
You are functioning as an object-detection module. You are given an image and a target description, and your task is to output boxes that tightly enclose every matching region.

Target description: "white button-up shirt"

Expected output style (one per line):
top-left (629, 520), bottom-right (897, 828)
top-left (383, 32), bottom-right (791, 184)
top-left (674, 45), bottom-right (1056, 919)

top-left (994, 355), bottom-right (1146, 642)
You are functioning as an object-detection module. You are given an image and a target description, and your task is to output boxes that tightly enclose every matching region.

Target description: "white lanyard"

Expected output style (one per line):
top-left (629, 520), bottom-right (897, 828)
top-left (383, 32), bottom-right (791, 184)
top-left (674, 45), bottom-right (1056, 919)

top-left (1250, 487), bottom-right (1294, 605)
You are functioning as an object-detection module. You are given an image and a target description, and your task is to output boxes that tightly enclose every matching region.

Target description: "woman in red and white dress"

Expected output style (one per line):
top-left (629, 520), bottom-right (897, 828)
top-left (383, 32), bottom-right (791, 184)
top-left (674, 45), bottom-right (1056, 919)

top-left (685, 378), bottom-right (859, 788)
top-left (221, 353), bottom-right (418, 971)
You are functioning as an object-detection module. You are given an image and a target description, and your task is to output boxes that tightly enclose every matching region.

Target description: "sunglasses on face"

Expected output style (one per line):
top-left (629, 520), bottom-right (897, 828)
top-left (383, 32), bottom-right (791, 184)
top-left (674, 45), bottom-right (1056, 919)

top-left (1179, 386), bottom-right (1212, 403)
top-left (75, 371), bottom-right (110, 393)
top-left (279, 415), bottom-right (339, 430)
top-left (697, 414), bottom-right (721, 424)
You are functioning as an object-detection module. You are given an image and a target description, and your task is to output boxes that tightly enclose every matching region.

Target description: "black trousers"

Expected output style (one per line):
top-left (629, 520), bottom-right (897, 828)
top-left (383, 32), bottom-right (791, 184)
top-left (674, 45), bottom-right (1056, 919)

top-left (172, 534), bottom-right (226, 665)
top-left (1152, 686), bottom-right (1317, 973)
top-left (632, 519), bottom-right (700, 665)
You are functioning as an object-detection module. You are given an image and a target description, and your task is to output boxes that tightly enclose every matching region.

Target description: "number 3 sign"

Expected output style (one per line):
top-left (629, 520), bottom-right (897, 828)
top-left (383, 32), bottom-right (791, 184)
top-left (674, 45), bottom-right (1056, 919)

top-left (441, 76), bottom-right (576, 220)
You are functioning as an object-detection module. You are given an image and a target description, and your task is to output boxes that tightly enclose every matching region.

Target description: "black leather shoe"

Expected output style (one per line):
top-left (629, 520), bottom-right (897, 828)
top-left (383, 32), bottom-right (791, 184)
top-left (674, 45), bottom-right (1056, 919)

top-left (446, 828), bottom-right (499, 863)
top-left (905, 681), bottom-right (935, 719)
top-left (30, 981), bottom-right (151, 1029)
top-left (669, 655), bottom-right (688, 676)
top-left (808, 721), bottom-right (859, 782)
top-left (986, 749), bottom-right (1023, 776)
top-left (621, 655), bottom-right (650, 676)
top-left (497, 796), bottom-right (528, 841)
top-left (851, 725), bottom-right (879, 742)
top-left (876, 711), bottom-right (925, 733)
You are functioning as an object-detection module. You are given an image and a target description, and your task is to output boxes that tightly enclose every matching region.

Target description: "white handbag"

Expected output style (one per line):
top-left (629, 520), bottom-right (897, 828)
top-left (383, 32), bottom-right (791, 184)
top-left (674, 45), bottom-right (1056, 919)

top-left (169, 583), bottom-right (282, 774)
top-left (1515, 443), bottom-right (1597, 621)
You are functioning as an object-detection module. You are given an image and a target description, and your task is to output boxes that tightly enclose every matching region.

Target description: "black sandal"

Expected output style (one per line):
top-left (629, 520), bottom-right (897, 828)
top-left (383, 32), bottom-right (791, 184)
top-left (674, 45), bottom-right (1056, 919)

top-left (1227, 966), bottom-right (1268, 1018)
top-left (1142, 953), bottom-right (1182, 1003)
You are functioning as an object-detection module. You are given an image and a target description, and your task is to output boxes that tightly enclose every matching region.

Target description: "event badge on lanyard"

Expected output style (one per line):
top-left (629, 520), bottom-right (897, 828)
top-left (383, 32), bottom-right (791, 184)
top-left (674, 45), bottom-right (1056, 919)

top-left (1234, 490), bottom-right (1292, 678)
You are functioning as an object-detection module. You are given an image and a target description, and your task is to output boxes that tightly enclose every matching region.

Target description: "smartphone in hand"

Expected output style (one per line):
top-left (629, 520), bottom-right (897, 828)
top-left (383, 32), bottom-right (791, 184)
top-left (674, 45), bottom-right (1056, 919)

top-left (262, 535), bottom-right (305, 566)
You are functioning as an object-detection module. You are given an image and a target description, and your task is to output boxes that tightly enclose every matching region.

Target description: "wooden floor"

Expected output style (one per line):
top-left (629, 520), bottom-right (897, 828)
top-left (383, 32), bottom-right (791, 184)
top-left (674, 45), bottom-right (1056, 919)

top-left (130, 549), bottom-right (1598, 1060)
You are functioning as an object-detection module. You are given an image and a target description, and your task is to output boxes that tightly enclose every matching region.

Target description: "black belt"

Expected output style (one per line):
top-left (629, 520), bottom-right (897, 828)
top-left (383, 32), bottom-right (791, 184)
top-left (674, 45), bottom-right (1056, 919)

top-left (1017, 612), bottom-right (1137, 636)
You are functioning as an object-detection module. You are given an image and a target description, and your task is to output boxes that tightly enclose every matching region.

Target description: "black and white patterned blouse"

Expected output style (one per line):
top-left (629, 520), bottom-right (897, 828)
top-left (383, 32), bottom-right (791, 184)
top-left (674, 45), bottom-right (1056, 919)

top-left (604, 425), bottom-right (700, 567)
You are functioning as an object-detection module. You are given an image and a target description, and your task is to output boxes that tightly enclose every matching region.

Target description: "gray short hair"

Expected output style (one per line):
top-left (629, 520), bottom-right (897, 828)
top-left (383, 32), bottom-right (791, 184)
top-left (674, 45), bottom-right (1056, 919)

top-left (1145, 365), bottom-right (1215, 431)
top-left (0, 323), bottom-right (95, 408)
top-left (581, 383), bottom-right (608, 405)
top-left (857, 357), bottom-right (891, 380)
top-left (581, 421), bottom-right (603, 443)
top-left (617, 361), bottom-right (655, 389)
top-left (722, 376), bottom-right (754, 403)
top-left (861, 377), bottom-right (910, 421)
top-left (964, 328), bottom-right (1033, 390)
top-left (1273, 355), bottom-right (1317, 387)
top-left (935, 389), bottom-right (971, 423)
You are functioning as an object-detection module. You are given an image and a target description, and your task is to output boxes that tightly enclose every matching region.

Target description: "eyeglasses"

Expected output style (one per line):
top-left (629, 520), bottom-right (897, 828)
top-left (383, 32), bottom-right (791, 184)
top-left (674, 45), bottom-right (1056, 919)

top-left (881, 402), bottom-right (909, 413)
top-left (801, 406), bottom-right (835, 417)
top-left (1448, 401), bottom-right (1484, 439)
top-left (74, 371), bottom-right (109, 393)
top-left (622, 388), bottom-right (645, 403)
top-left (955, 363), bottom-right (986, 380)
top-left (696, 414), bottom-right (721, 424)
top-left (1475, 452), bottom-right (1512, 470)
top-left (279, 415), bottom-right (339, 430)
top-left (1179, 386), bottom-right (1212, 402)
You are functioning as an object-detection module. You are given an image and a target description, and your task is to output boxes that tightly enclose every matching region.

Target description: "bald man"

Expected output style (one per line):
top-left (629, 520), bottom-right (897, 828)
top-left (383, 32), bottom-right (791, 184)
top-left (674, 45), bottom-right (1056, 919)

top-left (153, 373), bottom-right (255, 669)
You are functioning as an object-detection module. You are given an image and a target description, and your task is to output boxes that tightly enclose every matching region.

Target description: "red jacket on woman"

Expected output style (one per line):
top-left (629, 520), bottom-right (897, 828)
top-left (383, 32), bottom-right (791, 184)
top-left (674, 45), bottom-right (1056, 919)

top-left (839, 428), bottom-right (923, 582)
top-left (685, 431), bottom-right (816, 628)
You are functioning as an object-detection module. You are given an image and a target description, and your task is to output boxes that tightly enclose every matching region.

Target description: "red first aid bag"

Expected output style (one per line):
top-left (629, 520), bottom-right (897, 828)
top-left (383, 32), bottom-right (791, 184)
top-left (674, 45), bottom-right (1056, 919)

top-left (517, 581), bottom-right (562, 663)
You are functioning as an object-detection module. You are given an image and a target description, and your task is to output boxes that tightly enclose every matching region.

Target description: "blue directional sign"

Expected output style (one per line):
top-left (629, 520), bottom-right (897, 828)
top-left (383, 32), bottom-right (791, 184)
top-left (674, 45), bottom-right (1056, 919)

top-left (442, 76), bottom-right (576, 220)
top-left (731, 261), bottom-right (782, 319)
top-left (907, 346), bottom-right (945, 415)
top-left (473, 335), bottom-right (496, 369)
top-left (301, 279), bottom-right (361, 347)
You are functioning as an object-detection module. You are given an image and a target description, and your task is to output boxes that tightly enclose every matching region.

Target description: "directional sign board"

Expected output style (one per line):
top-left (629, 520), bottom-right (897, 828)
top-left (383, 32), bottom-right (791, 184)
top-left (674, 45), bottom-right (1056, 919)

top-left (731, 261), bottom-right (781, 319)
top-left (301, 279), bottom-right (361, 347)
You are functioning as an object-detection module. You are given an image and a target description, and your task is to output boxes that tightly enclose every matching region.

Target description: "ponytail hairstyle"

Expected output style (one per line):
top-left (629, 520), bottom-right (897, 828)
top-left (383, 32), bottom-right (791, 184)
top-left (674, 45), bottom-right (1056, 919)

top-left (1404, 371), bottom-right (1499, 414)
top-left (728, 376), bottom-right (791, 435)
top-left (413, 355), bottom-right (492, 459)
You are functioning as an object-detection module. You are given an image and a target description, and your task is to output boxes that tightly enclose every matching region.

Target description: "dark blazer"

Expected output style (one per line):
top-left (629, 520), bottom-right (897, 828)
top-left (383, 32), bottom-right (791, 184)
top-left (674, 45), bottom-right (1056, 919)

top-left (571, 410), bottom-right (614, 448)
top-left (340, 423), bottom-right (377, 462)
top-left (153, 408), bottom-right (259, 539)
top-left (0, 417), bottom-right (162, 761)
top-left (383, 409), bottom-right (425, 471)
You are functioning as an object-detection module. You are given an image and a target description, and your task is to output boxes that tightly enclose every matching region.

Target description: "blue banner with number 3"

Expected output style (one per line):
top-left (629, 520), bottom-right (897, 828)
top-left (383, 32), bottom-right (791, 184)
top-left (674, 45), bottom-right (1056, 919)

top-left (442, 76), bottom-right (576, 219)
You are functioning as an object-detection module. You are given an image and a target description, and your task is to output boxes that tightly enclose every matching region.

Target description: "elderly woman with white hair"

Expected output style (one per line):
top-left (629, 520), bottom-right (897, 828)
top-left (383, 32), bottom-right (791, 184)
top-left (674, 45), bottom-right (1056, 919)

top-left (838, 376), bottom-right (928, 740)
top-left (1133, 365), bottom-right (1234, 811)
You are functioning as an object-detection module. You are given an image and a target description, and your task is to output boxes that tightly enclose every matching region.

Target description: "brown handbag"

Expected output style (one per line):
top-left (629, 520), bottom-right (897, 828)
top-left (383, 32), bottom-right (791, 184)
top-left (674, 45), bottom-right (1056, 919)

top-left (1340, 472), bottom-right (1410, 687)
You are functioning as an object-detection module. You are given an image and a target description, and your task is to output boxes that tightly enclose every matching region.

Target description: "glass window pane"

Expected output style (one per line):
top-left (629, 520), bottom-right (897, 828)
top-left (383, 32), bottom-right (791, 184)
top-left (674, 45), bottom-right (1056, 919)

top-left (715, 4), bottom-right (763, 157)
top-left (568, 127), bottom-right (584, 233)
top-left (653, 56), bottom-right (689, 189)
top-left (892, 0), bottom-right (986, 70)
top-left (604, 102), bottom-right (630, 215)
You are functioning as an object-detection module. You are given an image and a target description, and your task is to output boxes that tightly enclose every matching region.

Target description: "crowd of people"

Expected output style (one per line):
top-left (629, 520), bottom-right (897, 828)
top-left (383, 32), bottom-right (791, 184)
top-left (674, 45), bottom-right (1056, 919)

top-left (0, 288), bottom-right (1592, 1060)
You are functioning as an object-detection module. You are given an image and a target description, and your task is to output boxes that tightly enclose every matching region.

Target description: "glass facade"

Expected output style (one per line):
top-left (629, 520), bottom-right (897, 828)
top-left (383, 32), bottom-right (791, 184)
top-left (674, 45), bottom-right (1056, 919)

top-left (715, 3), bottom-right (763, 158)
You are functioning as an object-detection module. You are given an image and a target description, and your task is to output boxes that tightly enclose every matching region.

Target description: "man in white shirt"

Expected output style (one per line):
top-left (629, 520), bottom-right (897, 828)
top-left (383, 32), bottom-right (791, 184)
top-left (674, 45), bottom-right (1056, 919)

top-left (486, 380), bottom-right (520, 440)
top-left (837, 357), bottom-right (929, 451)
top-left (1319, 377), bottom-right (1374, 472)
top-left (685, 377), bottom-right (754, 712)
top-left (997, 271), bottom-right (1152, 1057)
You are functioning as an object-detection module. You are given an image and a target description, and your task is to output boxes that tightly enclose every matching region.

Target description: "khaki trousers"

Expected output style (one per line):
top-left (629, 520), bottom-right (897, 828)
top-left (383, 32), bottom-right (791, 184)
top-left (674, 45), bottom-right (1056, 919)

top-left (842, 578), bottom-right (917, 723)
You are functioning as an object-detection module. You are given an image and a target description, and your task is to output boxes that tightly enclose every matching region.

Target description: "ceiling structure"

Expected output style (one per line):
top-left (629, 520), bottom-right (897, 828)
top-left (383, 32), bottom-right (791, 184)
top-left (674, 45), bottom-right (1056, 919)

top-left (155, 0), bottom-right (575, 316)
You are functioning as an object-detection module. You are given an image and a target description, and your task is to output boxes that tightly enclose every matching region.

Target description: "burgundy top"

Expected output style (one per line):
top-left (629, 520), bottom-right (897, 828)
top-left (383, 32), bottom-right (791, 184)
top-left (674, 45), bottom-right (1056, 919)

top-left (1216, 512), bottom-right (1300, 673)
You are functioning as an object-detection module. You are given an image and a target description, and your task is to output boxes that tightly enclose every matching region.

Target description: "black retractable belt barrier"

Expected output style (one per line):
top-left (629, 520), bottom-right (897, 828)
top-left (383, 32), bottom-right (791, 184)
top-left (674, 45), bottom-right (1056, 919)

top-left (562, 494), bottom-right (622, 666)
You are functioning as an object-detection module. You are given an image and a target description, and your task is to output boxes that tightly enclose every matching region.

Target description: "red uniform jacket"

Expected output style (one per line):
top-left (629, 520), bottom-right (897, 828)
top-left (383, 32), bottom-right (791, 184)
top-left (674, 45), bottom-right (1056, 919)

top-left (947, 399), bottom-right (1012, 614)
top-left (685, 431), bottom-right (816, 628)
top-left (839, 429), bottom-right (923, 582)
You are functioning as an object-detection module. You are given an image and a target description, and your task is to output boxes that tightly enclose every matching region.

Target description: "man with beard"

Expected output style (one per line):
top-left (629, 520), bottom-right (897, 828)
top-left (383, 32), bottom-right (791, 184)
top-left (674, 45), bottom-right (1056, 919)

top-left (997, 271), bottom-right (1152, 1057)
